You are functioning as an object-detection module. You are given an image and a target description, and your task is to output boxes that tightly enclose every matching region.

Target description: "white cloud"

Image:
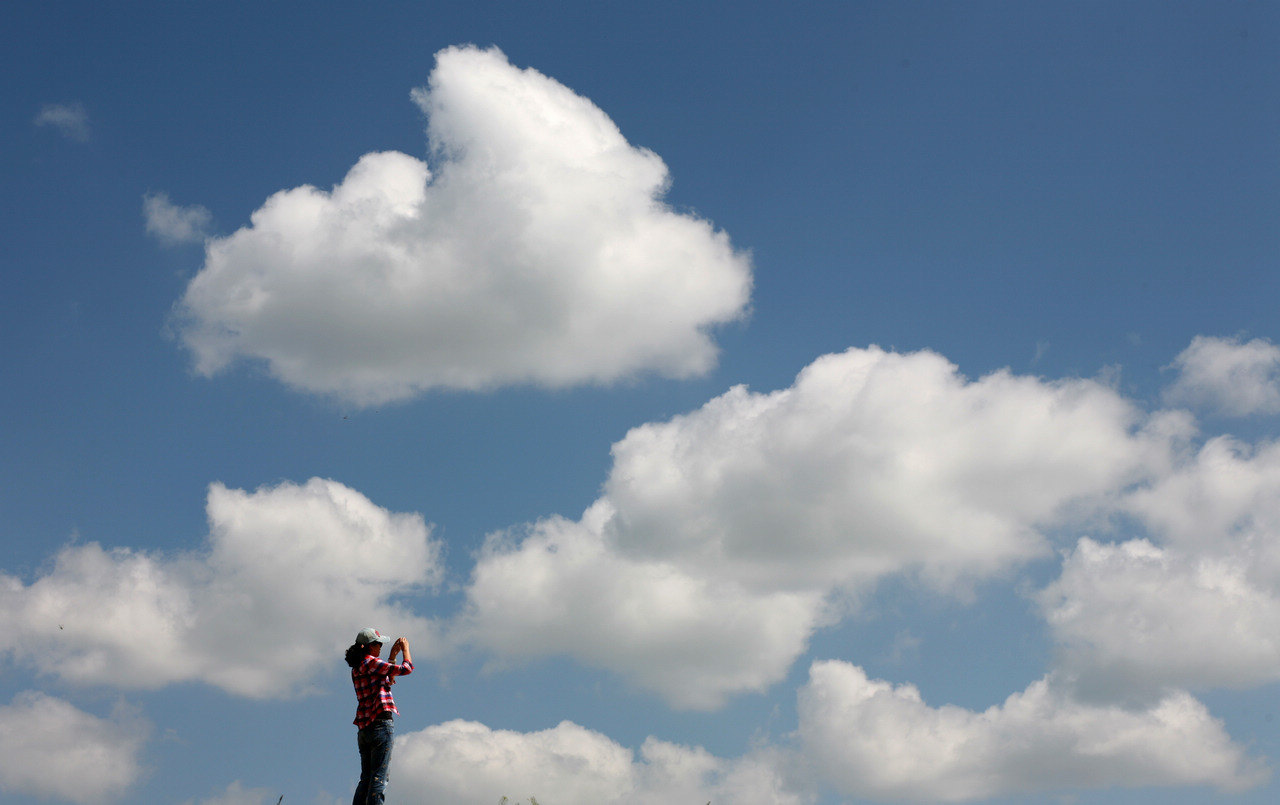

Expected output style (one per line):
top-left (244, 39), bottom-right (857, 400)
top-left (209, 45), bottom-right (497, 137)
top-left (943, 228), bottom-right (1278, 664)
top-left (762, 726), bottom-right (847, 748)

top-left (144, 191), bottom-right (213, 245)
top-left (1042, 537), bottom-right (1280, 696)
top-left (389, 658), bottom-right (1269, 805)
top-left (393, 719), bottom-right (804, 805)
top-left (455, 347), bottom-right (1178, 708)
top-left (34, 102), bottom-right (90, 141)
top-left (457, 506), bottom-right (828, 710)
top-left (176, 45), bottom-right (751, 404)
top-left (1036, 434), bottom-right (1280, 697)
top-left (795, 661), bottom-right (1268, 802)
top-left (1, 337), bottom-right (1275, 800)
top-left (601, 346), bottom-right (1170, 589)
top-left (181, 781), bottom-right (279, 805)
top-left (1125, 435), bottom-right (1280, 576)
top-left (0, 478), bottom-right (442, 697)
top-left (0, 691), bottom-right (149, 803)
top-left (1164, 335), bottom-right (1280, 416)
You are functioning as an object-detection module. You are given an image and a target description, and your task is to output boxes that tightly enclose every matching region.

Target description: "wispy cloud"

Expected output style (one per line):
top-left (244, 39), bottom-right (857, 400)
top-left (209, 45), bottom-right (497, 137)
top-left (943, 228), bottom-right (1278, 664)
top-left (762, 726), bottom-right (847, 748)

top-left (144, 192), bottom-right (213, 245)
top-left (34, 101), bottom-right (90, 141)
top-left (180, 780), bottom-right (280, 805)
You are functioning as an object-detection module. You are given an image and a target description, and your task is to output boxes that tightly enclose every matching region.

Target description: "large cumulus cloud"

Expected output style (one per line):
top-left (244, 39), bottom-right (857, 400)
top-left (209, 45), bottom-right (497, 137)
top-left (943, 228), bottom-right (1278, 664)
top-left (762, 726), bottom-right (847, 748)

top-left (0, 478), bottom-right (442, 696)
top-left (795, 661), bottom-right (1266, 801)
top-left (455, 346), bottom-right (1178, 708)
top-left (601, 346), bottom-right (1177, 588)
top-left (449, 341), bottom-right (1280, 803)
top-left (176, 45), bottom-right (751, 404)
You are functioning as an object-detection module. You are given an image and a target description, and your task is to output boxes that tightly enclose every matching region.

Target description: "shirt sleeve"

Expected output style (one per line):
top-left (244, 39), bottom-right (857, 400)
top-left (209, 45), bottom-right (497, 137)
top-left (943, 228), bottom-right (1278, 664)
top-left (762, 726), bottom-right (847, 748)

top-left (363, 655), bottom-right (413, 677)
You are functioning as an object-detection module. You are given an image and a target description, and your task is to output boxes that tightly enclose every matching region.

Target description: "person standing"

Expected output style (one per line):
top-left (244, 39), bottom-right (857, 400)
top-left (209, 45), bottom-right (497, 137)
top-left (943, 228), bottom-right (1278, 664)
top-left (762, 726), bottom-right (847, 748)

top-left (345, 627), bottom-right (413, 805)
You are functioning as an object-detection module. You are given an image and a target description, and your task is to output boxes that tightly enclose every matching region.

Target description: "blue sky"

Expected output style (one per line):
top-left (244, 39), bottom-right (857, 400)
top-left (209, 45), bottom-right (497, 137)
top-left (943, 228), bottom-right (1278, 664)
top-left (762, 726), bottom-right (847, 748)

top-left (3, 2), bottom-right (1279, 803)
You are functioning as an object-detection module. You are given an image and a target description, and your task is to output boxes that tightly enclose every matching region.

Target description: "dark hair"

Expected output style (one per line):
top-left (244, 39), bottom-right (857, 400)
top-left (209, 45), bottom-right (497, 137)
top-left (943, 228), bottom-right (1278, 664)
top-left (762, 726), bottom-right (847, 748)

top-left (345, 642), bottom-right (378, 668)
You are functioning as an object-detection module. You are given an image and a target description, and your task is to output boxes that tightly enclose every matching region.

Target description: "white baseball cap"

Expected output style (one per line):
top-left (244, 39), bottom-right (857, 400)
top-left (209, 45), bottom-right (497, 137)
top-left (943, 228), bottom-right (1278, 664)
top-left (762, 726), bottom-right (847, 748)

top-left (355, 627), bottom-right (390, 646)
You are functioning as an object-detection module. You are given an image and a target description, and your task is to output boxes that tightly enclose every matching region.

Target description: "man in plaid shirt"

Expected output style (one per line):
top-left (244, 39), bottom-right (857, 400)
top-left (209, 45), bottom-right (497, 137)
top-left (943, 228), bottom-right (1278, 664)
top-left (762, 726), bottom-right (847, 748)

top-left (346, 627), bottom-right (413, 804)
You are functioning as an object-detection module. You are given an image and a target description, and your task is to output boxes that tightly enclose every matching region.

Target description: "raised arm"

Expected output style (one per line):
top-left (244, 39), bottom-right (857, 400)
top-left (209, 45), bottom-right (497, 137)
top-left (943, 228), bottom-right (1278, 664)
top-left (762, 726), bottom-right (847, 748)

top-left (391, 637), bottom-right (412, 666)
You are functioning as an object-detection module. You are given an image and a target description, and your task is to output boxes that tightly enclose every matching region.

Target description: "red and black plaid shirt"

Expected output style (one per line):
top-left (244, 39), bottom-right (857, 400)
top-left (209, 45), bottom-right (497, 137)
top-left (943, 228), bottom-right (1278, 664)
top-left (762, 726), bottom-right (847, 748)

top-left (352, 654), bottom-right (413, 729)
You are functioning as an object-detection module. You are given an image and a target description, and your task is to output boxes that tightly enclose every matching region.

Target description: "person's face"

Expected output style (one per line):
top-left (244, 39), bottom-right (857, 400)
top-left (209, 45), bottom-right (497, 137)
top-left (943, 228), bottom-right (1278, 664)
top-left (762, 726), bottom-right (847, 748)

top-left (370, 641), bottom-right (383, 658)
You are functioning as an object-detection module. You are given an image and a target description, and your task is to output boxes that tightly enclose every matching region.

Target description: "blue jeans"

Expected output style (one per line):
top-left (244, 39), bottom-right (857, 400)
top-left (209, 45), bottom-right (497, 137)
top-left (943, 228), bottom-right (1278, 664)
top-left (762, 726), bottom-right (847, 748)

top-left (354, 717), bottom-right (394, 805)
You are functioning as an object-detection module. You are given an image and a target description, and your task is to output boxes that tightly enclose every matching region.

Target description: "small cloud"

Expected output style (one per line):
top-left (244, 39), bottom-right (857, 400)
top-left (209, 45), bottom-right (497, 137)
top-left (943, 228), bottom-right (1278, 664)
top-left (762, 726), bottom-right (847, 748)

top-left (1164, 335), bottom-right (1280, 417)
top-left (1032, 340), bottom-right (1050, 365)
top-left (879, 629), bottom-right (922, 665)
top-left (144, 192), bottom-right (213, 245)
top-left (34, 102), bottom-right (90, 141)
top-left (179, 780), bottom-right (279, 805)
